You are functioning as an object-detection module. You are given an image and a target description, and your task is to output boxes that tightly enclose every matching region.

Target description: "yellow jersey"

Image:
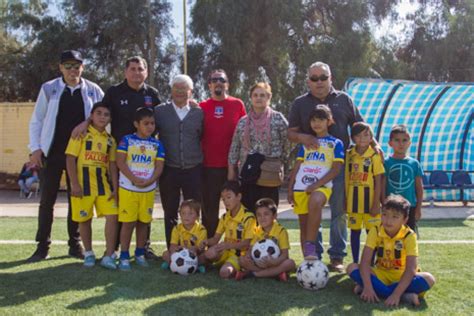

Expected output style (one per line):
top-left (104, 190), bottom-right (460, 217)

top-left (251, 220), bottom-right (290, 250)
top-left (170, 221), bottom-right (207, 248)
top-left (366, 225), bottom-right (418, 274)
top-left (215, 205), bottom-right (256, 256)
top-left (65, 125), bottom-right (116, 196)
top-left (345, 146), bottom-right (385, 213)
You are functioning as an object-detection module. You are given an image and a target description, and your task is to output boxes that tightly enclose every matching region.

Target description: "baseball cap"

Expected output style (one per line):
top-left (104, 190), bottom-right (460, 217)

top-left (60, 50), bottom-right (83, 64)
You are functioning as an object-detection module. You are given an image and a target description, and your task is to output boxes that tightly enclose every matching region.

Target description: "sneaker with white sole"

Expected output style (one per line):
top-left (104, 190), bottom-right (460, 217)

top-left (135, 255), bottom-right (149, 267)
top-left (83, 254), bottom-right (96, 267)
top-left (303, 241), bottom-right (318, 260)
top-left (100, 256), bottom-right (117, 270)
top-left (119, 259), bottom-right (131, 271)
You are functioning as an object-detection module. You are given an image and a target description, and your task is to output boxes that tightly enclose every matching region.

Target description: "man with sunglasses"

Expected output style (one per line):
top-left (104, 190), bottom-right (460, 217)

top-left (199, 69), bottom-right (246, 237)
top-left (27, 50), bottom-right (104, 262)
top-left (288, 61), bottom-right (365, 272)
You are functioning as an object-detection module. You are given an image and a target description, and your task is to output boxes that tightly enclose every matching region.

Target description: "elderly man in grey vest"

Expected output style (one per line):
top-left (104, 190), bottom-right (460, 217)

top-left (154, 74), bottom-right (204, 247)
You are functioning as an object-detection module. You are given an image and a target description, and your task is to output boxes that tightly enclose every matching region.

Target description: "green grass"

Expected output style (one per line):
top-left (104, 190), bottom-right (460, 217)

top-left (0, 217), bottom-right (473, 315)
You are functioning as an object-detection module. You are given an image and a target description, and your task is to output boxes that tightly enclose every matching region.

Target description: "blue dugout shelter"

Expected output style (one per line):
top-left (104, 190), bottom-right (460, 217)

top-left (344, 78), bottom-right (474, 201)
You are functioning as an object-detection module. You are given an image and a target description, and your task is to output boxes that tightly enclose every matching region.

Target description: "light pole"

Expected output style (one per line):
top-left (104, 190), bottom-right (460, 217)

top-left (183, 0), bottom-right (187, 74)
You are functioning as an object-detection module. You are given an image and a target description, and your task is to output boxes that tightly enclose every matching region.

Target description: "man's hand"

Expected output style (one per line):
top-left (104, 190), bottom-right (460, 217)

top-left (30, 149), bottom-right (44, 168)
top-left (71, 120), bottom-right (89, 139)
top-left (287, 189), bottom-right (295, 205)
top-left (299, 134), bottom-right (319, 149)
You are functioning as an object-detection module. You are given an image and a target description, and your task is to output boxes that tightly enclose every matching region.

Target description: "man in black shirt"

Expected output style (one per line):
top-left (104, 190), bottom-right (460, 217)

top-left (27, 50), bottom-right (104, 262)
top-left (102, 56), bottom-right (161, 259)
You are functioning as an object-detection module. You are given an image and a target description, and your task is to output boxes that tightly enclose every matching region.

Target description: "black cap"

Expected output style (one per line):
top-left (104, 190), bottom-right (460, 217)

top-left (60, 50), bottom-right (83, 64)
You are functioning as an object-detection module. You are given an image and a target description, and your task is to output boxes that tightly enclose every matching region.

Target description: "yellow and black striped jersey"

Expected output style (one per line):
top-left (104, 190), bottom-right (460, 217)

top-left (65, 125), bottom-right (116, 196)
top-left (345, 146), bottom-right (384, 213)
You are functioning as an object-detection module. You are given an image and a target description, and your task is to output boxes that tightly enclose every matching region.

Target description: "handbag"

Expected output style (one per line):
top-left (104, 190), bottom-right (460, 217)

top-left (256, 157), bottom-right (283, 187)
top-left (239, 152), bottom-right (266, 184)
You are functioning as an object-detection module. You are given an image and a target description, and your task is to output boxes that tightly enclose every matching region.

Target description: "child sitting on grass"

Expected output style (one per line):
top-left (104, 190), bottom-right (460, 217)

top-left (346, 194), bottom-right (435, 307)
top-left (161, 199), bottom-right (208, 273)
top-left (204, 181), bottom-right (256, 279)
top-left (236, 198), bottom-right (295, 281)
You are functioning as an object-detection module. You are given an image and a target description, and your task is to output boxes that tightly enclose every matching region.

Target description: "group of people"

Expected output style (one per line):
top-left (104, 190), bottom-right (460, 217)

top-left (25, 50), bottom-right (435, 306)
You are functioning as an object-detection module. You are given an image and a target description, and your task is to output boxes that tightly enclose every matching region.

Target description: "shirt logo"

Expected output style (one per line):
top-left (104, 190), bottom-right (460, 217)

top-left (394, 240), bottom-right (403, 251)
top-left (364, 158), bottom-right (371, 167)
top-left (88, 92), bottom-right (94, 97)
top-left (144, 96), bottom-right (153, 107)
top-left (80, 210), bottom-right (88, 217)
top-left (214, 106), bottom-right (224, 118)
top-left (97, 143), bottom-right (102, 151)
top-left (120, 99), bottom-right (128, 105)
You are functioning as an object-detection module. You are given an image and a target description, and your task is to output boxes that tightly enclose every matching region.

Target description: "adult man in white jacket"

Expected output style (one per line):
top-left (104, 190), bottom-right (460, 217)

top-left (27, 50), bottom-right (104, 262)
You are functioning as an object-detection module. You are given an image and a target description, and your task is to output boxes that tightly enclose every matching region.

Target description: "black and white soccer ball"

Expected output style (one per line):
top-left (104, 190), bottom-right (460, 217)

top-left (251, 238), bottom-right (281, 268)
top-left (296, 260), bottom-right (329, 290)
top-left (170, 248), bottom-right (198, 276)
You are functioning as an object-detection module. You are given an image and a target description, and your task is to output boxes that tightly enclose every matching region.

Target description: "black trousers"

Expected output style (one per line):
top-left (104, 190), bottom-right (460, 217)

top-left (408, 206), bottom-right (419, 237)
top-left (201, 167), bottom-right (227, 238)
top-left (159, 164), bottom-right (202, 247)
top-left (241, 182), bottom-right (280, 214)
top-left (35, 153), bottom-right (80, 252)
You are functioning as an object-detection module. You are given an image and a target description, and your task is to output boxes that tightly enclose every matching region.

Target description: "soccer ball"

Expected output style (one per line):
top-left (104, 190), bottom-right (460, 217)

top-left (296, 260), bottom-right (329, 291)
top-left (251, 238), bottom-right (281, 268)
top-left (170, 248), bottom-right (198, 276)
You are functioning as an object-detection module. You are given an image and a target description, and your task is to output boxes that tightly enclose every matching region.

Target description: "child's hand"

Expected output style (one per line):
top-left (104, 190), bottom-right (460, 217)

top-left (369, 204), bottom-right (380, 216)
top-left (214, 242), bottom-right (228, 252)
top-left (360, 287), bottom-right (379, 303)
top-left (384, 293), bottom-right (401, 307)
top-left (108, 190), bottom-right (118, 204)
top-left (305, 183), bottom-right (318, 194)
top-left (71, 183), bottom-right (83, 197)
top-left (259, 257), bottom-right (277, 268)
top-left (415, 206), bottom-right (422, 221)
top-left (287, 190), bottom-right (295, 205)
top-left (200, 240), bottom-right (208, 250)
top-left (133, 177), bottom-right (148, 187)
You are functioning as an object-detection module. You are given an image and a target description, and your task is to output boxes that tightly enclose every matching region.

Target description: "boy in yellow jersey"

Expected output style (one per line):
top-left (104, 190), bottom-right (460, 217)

top-left (161, 199), bottom-right (208, 273)
top-left (346, 122), bottom-right (384, 263)
top-left (116, 107), bottom-right (165, 271)
top-left (204, 181), bottom-right (256, 279)
top-left (66, 102), bottom-right (118, 269)
top-left (236, 198), bottom-right (296, 281)
top-left (346, 195), bottom-right (435, 307)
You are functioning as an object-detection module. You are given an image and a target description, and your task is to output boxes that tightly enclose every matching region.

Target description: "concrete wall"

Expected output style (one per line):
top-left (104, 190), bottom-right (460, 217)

top-left (0, 103), bottom-right (34, 174)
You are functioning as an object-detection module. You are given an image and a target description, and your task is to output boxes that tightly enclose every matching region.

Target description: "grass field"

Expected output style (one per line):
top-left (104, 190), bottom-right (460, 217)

top-left (0, 217), bottom-right (473, 315)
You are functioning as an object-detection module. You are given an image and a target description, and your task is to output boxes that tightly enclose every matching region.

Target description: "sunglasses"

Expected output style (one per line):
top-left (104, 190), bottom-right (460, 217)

top-left (63, 63), bottom-right (81, 70)
top-left (209, 77), bottom-right (227, 84)
top-left (309, 75), bottom-right (329, 82)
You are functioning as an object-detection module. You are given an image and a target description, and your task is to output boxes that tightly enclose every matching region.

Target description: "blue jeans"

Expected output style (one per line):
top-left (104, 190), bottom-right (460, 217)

top-left (316, 170), bottom-right (347, 260)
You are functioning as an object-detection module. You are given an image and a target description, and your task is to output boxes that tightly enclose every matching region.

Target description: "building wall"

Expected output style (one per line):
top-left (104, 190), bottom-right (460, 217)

top-left (0, 103), bottom-right (34, 174)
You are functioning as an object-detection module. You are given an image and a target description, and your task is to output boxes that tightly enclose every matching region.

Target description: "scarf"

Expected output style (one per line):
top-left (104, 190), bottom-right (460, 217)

top-left (243, 106), bottom-right (273, 153)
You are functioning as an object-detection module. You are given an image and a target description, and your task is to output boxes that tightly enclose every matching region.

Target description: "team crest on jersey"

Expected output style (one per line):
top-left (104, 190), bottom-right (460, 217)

top-left (214, 106), bottom-right (224, 118)
top-left (354, 164), bottom-right (359, 171)
top-left (80, 210), bottom-right (88, 217)
top-left (394, 240), bottom-right (403, 251)
top-left (237, 223), bottom-right (244, 232)
top-left (364, 158), bottom-right (371, 167)
top-left (349, 216), bottom-right (356, 225)
top-left (107, 138), bottom-right (113, 147)
top-left (140, 145), bottom-right (146, 153)
top-left (97, 142), bottom-right (102, 150)
top-left (144, 96), bottom-right (153, 107)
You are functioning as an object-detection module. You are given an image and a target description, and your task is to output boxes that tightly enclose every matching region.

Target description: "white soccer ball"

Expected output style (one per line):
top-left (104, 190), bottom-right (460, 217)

top-left (170, 248), bottom-right (198, 276)
top-left (251, 238), bottom-right (281, 268)
top-left (296, 260), bottom-right (329, 290)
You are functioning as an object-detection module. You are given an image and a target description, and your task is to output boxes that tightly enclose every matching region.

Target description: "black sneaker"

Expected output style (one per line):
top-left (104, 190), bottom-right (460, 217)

top-left (144, 246), bottom-right (158, 260)
top-left (68, 245), bottom-right (85, 259)
top-left (26, 249), bottom-right (49, 263)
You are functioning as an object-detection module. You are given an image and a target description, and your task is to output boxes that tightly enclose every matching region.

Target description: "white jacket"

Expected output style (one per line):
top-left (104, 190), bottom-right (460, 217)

top-left (29, 77), bottom-right (104, 156)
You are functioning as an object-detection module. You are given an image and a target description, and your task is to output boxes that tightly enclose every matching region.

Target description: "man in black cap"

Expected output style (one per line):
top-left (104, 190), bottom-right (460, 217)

top-left (27, 50), bottom-right (104, 262)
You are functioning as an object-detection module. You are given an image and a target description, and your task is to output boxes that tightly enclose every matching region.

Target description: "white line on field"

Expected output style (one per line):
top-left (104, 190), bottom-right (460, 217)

top-left (0, 240), bottom-right (473, 245)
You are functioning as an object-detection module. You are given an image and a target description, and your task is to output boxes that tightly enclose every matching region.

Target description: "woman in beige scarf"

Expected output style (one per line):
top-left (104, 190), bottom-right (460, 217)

top-left (228, 82), bottom-right (288, 212)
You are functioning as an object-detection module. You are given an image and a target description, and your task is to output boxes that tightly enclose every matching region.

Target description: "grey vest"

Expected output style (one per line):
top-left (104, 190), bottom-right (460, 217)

top-left (154, 102), bottom-right (203, 169)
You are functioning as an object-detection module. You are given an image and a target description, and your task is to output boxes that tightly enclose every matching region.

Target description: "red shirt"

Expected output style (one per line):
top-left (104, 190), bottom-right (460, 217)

top-left (200, 96), bottom-right (246, 167)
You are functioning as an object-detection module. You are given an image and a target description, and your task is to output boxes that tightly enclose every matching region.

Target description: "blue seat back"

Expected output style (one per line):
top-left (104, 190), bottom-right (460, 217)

top-left (430, 171), bottom-right (450, 186)
top-left (452, 170), bottom-right (472, 185)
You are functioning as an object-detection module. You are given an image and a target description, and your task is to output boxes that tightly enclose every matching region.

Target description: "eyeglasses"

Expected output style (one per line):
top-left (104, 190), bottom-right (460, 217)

top-left (210, 77), bottom-right (227, 84)
top-left (309, 75), bottom-right (329, 82)
top-left (63, 63), bottom-right (81, 70)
